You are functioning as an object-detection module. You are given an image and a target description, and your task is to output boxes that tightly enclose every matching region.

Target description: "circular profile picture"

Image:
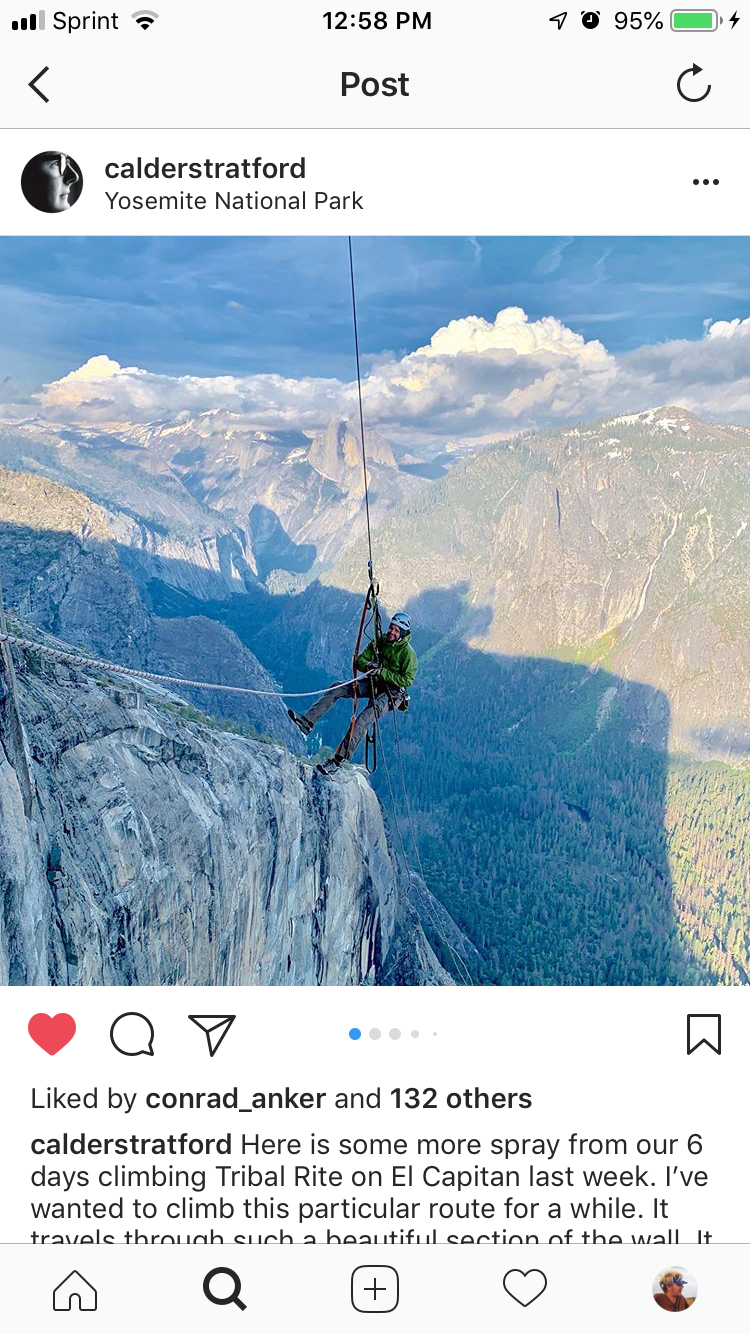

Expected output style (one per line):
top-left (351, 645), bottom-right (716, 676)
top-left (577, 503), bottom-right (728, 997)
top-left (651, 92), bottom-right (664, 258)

top-left (652, 1267), bottom-right (697, 1313)
top-left (21, 151), bottom-right (83, 213)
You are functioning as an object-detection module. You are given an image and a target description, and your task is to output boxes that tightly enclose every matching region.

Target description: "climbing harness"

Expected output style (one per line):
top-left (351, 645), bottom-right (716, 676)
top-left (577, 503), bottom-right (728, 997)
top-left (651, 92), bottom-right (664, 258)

top-left (363, 671), bottom-right (378, 775)
top-left (341, 576), bottom-right (381, 770)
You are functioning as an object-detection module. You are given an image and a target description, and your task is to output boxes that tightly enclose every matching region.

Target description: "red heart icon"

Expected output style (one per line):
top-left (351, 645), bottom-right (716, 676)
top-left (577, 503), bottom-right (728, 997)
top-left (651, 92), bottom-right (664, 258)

top-left (28, 1013), bottom-right (76, 1055)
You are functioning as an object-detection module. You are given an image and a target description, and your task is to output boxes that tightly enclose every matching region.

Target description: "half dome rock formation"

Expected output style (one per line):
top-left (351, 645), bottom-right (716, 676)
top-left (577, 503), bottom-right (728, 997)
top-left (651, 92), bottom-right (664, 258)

top-left (308, 418), bottom-right (397, 486)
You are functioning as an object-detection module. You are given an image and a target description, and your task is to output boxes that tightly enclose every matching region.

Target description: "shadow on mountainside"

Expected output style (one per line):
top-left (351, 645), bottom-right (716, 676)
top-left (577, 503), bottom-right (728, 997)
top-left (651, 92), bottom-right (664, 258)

top-left (248, 504), bottom-right (317, 580)
top-left (247, 580), bottom-right (696, 986)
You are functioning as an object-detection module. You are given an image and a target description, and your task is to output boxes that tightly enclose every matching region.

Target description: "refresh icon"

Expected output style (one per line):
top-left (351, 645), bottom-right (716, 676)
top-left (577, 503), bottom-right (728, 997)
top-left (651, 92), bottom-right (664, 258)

top-left (677, 63), bottom-right (711, 101)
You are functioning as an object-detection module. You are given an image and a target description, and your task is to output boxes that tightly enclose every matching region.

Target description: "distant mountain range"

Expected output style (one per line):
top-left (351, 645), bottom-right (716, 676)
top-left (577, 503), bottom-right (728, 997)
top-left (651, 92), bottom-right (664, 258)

top-left (0, 413), bottom-right (423, 588)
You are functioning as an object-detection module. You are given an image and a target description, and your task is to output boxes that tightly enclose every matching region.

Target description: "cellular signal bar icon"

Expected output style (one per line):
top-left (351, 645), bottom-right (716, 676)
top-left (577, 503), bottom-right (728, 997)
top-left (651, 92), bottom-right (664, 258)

top-left (12, 8), bottom-right (45, 28)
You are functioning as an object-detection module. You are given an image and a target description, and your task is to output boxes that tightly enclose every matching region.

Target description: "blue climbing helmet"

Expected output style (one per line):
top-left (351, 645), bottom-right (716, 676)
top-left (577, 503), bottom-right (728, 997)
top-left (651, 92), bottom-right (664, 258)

top-left (390, 611), bottom-right (411, 636)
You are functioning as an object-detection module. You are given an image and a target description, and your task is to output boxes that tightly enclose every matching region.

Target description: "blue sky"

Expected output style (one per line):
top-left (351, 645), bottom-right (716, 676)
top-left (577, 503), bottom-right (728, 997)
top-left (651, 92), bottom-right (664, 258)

top-left (2, 235), bottom-right (750, 386)
top-left (4, 237), bottom-right (750, 443)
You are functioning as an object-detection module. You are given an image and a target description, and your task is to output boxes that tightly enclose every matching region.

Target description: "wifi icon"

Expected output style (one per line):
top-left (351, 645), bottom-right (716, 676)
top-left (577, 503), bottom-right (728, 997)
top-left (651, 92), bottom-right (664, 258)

top-left (132, 8), bottom-right (158, 28)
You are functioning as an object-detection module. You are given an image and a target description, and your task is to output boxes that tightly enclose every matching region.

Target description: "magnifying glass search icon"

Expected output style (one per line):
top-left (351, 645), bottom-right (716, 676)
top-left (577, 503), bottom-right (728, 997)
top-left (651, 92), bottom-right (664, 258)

top-left (203, 1267), bottom-right (247, 1311)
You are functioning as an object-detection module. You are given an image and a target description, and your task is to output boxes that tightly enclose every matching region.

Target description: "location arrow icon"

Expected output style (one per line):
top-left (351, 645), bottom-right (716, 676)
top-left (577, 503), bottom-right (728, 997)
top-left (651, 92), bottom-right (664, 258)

top-left (188, 1014), bottom-right (236, 1056)
top-left (29, 66), bottom-right (49, 102)
top-left (549, 11), bottom-right (567, 28)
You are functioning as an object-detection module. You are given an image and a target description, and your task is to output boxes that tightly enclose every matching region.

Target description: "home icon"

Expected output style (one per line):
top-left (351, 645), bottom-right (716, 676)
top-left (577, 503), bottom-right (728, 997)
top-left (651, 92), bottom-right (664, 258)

top-left (53, 1271), bottom-right (98, 1311)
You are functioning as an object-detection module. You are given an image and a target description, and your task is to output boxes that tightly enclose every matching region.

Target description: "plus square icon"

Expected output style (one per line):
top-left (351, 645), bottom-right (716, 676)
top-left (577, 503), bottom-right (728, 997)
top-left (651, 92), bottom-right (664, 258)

top-left (351, 1266), bottom-right (400, 1313)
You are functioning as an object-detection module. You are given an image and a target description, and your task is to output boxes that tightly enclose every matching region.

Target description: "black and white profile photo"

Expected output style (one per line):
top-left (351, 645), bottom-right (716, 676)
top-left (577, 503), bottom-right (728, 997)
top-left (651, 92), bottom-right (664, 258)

top-left (21, 151), bottom-right (83, 213)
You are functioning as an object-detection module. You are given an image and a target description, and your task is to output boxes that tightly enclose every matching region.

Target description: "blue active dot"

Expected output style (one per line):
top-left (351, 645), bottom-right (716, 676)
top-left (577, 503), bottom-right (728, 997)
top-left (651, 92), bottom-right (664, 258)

top-left (349, 1028), bottom-right (362, 1040)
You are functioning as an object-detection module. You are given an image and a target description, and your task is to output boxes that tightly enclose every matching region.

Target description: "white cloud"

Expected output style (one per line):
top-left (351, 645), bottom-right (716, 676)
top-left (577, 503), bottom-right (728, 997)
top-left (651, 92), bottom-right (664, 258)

top-left (55, 354), bottom-right (121, 382)
top-left (413, 307), bottom-right (609, 362)
top-left (358, 308), bottom-right (616, 436)
top-left (621, 317), bottom-right (750, 416)
top-left (41, 355), bottom-right (347, 430)
top-left (706, 317), bottom-right (750, 339)
top-left (31, 310), bottom-right (750, 446)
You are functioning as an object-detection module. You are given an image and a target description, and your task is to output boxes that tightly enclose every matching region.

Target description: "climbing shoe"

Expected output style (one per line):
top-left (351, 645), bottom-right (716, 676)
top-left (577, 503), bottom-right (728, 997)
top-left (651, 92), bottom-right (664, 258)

top-left (288, 709), bottom-right (313, 736)
top-left (316, 757), bottom-right (342, 776)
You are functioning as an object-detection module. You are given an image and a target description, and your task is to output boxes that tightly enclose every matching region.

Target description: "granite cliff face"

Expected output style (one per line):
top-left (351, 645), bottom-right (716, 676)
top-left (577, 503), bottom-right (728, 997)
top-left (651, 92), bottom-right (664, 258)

top-left (0, 646), bottom-right (450, 987)
top-left (0, 460), bottom-right (457, 988)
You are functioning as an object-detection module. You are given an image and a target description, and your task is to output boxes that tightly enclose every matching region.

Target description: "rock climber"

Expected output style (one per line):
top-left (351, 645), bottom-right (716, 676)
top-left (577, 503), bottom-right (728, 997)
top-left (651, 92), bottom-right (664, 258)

top-left (289, 611), bottom-right (417, 775)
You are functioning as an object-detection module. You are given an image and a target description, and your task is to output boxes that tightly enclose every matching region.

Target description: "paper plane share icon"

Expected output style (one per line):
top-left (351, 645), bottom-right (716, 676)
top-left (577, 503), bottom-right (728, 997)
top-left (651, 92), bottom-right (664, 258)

top-left (188, 1014), bottom-right (236, 1056)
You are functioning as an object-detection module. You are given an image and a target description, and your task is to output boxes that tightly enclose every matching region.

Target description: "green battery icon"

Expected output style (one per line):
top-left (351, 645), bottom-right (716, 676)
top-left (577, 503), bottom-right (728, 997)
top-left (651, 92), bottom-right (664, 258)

top-left (671, 9), bottom-right (720, 28)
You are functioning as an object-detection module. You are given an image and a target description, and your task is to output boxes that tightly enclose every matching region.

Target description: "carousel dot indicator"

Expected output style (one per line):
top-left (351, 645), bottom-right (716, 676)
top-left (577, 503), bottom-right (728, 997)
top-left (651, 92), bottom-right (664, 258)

top-left (349, 1028), bottom-right (361, 1040)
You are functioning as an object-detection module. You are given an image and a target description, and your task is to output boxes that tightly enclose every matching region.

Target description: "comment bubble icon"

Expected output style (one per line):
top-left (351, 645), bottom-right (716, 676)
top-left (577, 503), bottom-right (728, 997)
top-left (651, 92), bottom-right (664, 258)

top-left (110, 1011), bottom-right (155, 1056)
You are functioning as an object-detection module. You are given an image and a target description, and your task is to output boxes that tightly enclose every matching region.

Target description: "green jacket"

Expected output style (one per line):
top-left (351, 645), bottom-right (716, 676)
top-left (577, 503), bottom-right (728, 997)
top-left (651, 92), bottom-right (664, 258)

top-left (356, 632), bottom-right (418, 691)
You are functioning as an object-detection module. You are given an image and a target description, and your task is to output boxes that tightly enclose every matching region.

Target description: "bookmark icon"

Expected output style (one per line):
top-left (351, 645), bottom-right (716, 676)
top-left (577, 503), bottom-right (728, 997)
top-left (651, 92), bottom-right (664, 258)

top-left (686, 1013), bottom-right (721, 1055)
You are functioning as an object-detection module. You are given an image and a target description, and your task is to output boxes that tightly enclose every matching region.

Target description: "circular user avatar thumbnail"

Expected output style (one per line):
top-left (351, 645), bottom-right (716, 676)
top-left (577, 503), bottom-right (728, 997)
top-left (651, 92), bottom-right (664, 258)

top-left (21, 151), bottom-right (83, 213)
top-left (652, 1266), bottom-right (697, 1313)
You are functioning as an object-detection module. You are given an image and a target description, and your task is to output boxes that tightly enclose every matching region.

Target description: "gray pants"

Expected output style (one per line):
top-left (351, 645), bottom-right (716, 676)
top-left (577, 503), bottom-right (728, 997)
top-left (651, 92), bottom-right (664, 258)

top-left (305, 680), bottom-right (403, 761)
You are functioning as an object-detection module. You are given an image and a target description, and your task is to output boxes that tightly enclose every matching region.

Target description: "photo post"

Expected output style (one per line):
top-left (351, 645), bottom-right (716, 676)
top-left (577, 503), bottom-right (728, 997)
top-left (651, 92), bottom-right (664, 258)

top-left (0, 6), bottom-right (748, 1329)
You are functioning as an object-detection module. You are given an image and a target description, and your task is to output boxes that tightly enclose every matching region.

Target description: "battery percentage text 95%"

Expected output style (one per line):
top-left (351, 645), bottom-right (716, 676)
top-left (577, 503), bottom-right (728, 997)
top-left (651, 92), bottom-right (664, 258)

top-left (615, 10), bottom-right (664, 25)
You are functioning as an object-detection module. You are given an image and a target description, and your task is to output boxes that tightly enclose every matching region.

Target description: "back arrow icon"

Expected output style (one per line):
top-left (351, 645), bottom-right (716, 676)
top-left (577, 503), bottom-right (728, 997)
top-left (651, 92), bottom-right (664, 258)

top-left (29, 66), bottom-right (49, 102)
top-left (677, 63), bottom-right (711, 102)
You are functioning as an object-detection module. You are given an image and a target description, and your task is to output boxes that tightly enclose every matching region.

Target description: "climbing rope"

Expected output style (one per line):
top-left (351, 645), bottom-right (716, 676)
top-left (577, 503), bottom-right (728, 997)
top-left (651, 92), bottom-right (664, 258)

top-left (348, 235), bottom-right (374, 578)
top-left (344, 236), bottom-right (381, 770)
top-left (0, 631), bottom-right (370, 700)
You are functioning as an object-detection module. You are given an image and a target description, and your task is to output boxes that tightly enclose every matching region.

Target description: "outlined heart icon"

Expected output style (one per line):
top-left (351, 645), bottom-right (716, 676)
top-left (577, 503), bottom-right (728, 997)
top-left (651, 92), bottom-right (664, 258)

top-left (502, 1269), bottom-right (548, 1306)
top-left (28, 1013), bottom-right (76, 1055)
